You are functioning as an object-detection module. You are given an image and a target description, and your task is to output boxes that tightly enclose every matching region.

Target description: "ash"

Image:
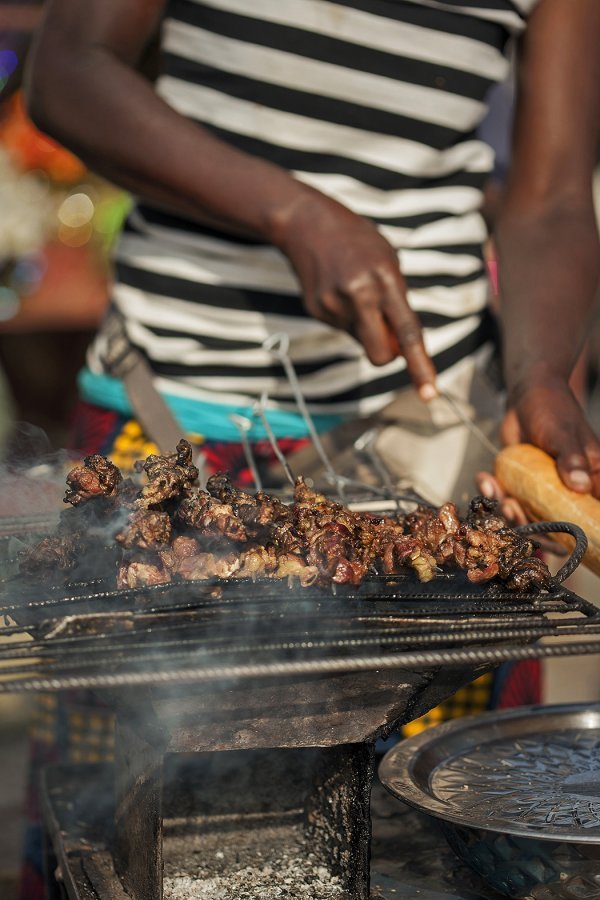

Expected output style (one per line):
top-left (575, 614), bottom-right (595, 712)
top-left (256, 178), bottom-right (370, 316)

top-left (162, 751), bottom-right (346, 900)
top-left (163, 818), bottom-right (344, 900)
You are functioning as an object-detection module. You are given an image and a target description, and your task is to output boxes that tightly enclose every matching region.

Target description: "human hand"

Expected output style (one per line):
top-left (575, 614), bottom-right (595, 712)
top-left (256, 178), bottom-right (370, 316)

top-left (503, 376), bottom-right (600, 499)
top-left (477, 376), bottom-right (600, 511)
top-left (270, 190), bottom-right (437, 401)
top-left (475, 468), bottom-right (529, 525)
top-left (474, 375), bottom-right (600, 523)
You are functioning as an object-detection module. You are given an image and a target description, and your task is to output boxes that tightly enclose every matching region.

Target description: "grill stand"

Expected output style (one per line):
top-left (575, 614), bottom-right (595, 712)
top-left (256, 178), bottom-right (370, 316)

top-left (114, 703), bottom-right (166, 900)
top-left (304, 743), bottom-right (375, 899)
top-left (39, 662), bottom-right (487, 900)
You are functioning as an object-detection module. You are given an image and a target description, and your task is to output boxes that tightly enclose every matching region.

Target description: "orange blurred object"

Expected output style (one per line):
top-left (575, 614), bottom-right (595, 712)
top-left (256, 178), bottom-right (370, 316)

top-left (0, 92), bottom-right (86, 182)
top-left (0, 240), bottom-right (109, 333)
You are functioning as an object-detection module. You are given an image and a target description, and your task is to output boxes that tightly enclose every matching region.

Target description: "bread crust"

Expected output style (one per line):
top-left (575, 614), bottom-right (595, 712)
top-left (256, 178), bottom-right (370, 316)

top-left (495, 443), bottom-right (600, 576)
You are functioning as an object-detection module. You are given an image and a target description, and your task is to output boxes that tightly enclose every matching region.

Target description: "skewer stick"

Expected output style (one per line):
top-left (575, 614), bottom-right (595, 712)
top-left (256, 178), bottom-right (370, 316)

top-left (262, 334), bottom-right (347, 502)
top-left (353, 428), bottom-right (403, 515)
top-left (438, 389), bottom-right (500, 458)
top-left (229, 414), bottom-right (263, 491)
top-left (253, 394), bottom-right (296, 488)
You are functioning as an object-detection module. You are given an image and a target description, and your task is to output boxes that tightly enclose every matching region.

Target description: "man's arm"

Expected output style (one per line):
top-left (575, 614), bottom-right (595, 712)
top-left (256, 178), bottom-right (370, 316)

top-left (25, 0), bottom-right (436, 392)
top-left (495, 0), bottom-right (600, 496)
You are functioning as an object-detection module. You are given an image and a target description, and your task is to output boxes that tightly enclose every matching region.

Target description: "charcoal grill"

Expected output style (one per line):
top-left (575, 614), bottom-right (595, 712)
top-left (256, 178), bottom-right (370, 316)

top-left (3, 517), bottom-right (600, 900)
top-left (4, 344), bottom-right (600, 900)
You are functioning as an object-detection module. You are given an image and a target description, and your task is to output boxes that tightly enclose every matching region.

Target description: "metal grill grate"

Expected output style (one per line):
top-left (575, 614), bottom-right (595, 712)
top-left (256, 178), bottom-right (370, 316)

top-left (1, 341), bottom-right (599, 696)
top-left (1, 523), bottom-right (600, 693)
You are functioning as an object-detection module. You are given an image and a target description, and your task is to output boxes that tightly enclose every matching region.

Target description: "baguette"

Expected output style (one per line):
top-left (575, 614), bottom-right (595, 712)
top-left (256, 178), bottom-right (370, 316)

top-left (495, 443), bottom-right (600, 577)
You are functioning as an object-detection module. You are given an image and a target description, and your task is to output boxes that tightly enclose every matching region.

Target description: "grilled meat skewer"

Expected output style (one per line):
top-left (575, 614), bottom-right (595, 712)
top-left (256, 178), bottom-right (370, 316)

top-left (20, 440), bottom-right (552, 592)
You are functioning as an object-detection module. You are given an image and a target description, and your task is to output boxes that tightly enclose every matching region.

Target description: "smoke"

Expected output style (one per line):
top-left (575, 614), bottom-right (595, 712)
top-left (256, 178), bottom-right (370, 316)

top-left (0, 421), bottom-right (71, 520)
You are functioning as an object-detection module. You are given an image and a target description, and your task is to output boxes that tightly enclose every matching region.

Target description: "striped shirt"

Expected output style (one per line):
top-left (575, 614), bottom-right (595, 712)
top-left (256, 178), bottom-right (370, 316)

top-left (86, 0), bottom-right (540, 439)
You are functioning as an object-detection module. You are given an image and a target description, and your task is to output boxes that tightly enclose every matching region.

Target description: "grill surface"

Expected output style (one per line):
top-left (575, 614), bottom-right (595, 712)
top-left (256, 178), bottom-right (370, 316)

top-left (1, 517), bottom-right (599, 694)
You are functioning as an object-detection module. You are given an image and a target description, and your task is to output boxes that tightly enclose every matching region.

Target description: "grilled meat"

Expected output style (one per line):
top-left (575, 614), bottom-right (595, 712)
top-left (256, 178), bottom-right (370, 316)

top-left (64, 454), bottom-right (122, 507)
top-left (174, 551), bottom-right (241, 581)
top-left (116, 509), bottom-right (172, 550)
top-left (21, 440), bottom-right (553, 592)
top-left (136, 439), bottom-right (199, 508)
top-left (19, 533), bottom-right (85, 574)
top-left (404, 502), bottom-right (460, 566)
top-left (176, 492), bottom-right (247, 542)
top-left (117, 557), bottom-right (171, 589)
top-left (207, 473), bottom-right (292, 539)
top-left (21, 456), bottom-right (132, 575)
top-left (455, 496), bottom-right (553, 590)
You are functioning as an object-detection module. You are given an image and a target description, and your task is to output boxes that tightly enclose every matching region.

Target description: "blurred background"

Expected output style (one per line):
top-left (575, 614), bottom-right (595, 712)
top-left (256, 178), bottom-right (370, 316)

top-left (0, 50), bottom-right (128, 461)
top-left (0, 5), bottom-right (129, 896)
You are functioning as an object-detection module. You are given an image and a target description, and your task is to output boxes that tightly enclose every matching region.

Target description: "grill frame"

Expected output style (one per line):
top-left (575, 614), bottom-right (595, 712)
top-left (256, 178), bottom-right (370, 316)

top-left (1, 519), bottom-right (599, 695)
top-left (5, 514), bottom-right (595, 900)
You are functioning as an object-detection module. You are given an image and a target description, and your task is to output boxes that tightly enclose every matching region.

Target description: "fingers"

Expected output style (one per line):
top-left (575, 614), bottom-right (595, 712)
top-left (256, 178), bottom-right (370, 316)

top-left (378, 268), bottom-right (437, 401)
top-left (305, 242), bottom-right (437, 397)
top-left (499, 409), bottom-right (522, 446)
top-left (329, 269), bottom-right (435, 378)
top-left (555, 451), bottom-right (593, 494)
top-left (475, 471), bottom-right (505, 501)
top-left (555, 436), bottom-right (600, 498)
top-left (585, 442), bottom-right (600, 499)
top-left (329, 279), bottom-right (396, 366)
top-left (511, 386), bottom-right (600, 499)
top-left (535, 414), bottom-right (597, 494)
top-left (539, 416), bottom-right (595, 493)
top-left (353, 309), bottom-right (396, 366)
top-left (474, 472), bottom-right (529, 525)
top-left (499, 498), bottom-right (529, 527)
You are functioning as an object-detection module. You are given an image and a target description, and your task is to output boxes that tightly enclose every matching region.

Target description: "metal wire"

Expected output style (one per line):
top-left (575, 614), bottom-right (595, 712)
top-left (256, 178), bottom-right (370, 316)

top-left (5, 607), bottom-right (596, 655)
top-left (438, 389), bottom-right (500, 457)
top-left (515, 521), bottom-right (588, 583)
top-left (1, 547), bottom-right (598, 694)
top-left (0, 562), bottom-right (591, 621)
top-left (229, 413), bottom-right (263, 490)
top-left (2, 638), bottom-right (600, 694)
top-left (263, 333), bottom-right (348, 502)
top-left (253, 394), bottom-right (296, 487)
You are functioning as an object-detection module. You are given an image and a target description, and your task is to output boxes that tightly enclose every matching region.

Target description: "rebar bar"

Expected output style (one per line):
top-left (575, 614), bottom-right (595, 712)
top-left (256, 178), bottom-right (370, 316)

top-left (2, 638), bottom-right (600, 694)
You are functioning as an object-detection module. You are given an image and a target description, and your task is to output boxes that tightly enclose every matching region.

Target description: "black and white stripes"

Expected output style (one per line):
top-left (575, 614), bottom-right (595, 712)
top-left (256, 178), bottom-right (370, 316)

top-left (89, 0), bottom-right (537, 418)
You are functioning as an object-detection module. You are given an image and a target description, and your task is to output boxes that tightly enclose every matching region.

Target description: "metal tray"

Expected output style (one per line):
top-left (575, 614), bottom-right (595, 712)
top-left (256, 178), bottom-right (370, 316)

top-left (379, 702), bottom-right (600, 842)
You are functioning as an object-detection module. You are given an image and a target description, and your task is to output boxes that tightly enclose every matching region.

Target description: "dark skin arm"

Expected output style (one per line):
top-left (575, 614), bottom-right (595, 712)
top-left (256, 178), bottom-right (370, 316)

top-left (492, 0), bottom-right (600, 498)
top-left (24, 0), bottom-right (436, 395)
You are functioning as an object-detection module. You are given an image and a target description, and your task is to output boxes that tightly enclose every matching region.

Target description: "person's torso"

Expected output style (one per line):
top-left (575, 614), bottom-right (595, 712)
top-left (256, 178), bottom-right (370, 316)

top-left (88, 0), bottom-right (538, 424)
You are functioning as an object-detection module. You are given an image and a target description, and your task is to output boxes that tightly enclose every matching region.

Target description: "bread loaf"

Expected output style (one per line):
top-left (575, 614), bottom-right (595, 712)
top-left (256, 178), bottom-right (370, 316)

top-left (495, 443), bottom-right (600, 577)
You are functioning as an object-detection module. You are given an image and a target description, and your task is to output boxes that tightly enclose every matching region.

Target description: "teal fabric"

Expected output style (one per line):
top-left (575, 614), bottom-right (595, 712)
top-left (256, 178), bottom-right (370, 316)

top-left (77, 368), bottom-right (345, 441)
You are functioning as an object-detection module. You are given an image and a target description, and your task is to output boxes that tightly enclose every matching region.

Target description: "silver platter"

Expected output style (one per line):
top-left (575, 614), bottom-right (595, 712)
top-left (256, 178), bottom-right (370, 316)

top-left (379, 702), bottom-right (600, 843)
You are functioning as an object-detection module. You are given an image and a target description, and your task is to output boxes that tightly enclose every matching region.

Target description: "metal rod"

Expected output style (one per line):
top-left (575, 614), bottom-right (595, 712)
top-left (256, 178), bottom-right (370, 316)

top-left (262, 333), bottom-right (347, 502)
top-left (2, 638), bottom-right (600, 693)
top-left (515, 521), bottom-right (588, 583)
top-left (4, 619), bottom-right (599, 674)
top-left (229, 413), bottom-right (263, 491)
top-left (438, 388), bottom-right (500, 457)
top-left (262, 334), bottom-right (434, 508)
top-left (3, 601), bottom-right (587, 652)
top-left (0, 572), bottom-right (589, 620)
top-left (253, 393), bottom-right (296, 487)
top-left (353, 428), bottom-right (403, 515)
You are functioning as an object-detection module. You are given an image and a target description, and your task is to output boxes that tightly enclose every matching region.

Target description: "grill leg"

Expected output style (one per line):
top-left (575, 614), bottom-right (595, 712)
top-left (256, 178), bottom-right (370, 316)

top-left (304, 743), bottom-right (376, 900)
top-left (113, 699), bottom-right (168, 900)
